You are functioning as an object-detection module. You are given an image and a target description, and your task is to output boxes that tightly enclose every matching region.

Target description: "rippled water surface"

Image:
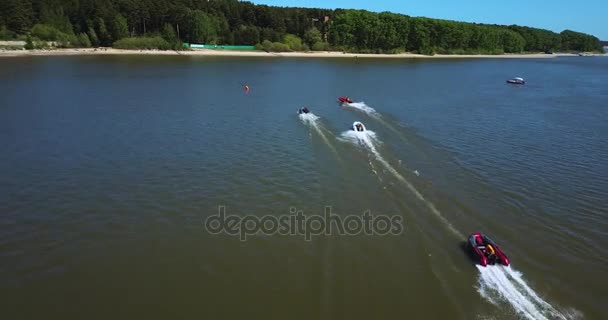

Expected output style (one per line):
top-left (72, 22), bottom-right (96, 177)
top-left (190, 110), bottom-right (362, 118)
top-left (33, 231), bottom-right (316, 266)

top-left (1, 55), bottom-right (606, 319)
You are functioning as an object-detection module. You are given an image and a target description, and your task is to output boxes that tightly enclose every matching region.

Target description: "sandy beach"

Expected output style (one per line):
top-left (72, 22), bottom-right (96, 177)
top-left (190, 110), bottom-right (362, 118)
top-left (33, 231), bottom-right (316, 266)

top-left (1, 47), bottom-right (601, 59)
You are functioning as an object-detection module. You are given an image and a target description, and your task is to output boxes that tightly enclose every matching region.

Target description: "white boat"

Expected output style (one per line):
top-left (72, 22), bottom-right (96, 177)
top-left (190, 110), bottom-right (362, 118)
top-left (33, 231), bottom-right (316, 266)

top-left (507, 77), bottom-right (525, 85)
top-left (352, 121), bottom-right (366, 132)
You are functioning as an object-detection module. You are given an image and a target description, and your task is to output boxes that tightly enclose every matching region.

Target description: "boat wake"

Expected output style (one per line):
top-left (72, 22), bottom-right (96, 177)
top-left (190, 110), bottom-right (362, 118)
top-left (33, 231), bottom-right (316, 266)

top-left (342, 102), bottom-right (378, 115)
top-left (299, 113), bottom-right (339, 156)
top-left (340, 129), bottom-right (463, 239)
top-left (339, 129), bottom-right (380, 153)
top-left (343, 102), bottom-right (413, 145)
top-left (298, 112), bottom-right (320, 124)
top-left (477, 265), bottom-right (572, 320)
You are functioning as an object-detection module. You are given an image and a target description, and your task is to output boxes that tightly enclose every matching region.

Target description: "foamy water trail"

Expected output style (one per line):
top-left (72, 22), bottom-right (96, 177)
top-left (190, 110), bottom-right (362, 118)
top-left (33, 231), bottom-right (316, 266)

top-left (343, 102), bottom-right (378, 115)
top-left (298, 112), bottom-right (320, 124)
top-left (477, 265), bottom-right (570, 320)
top-left (343, 102), bottom-right (411, 144)
top-left (340, 130), bottom-right (463, 239)
top-left (299, 113), bottom-right (339, 156)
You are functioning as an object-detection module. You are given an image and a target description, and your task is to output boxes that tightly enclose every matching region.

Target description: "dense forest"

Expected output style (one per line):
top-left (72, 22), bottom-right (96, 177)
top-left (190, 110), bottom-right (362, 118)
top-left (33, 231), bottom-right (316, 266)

top-left (0, 0), bottom-right (602, 53)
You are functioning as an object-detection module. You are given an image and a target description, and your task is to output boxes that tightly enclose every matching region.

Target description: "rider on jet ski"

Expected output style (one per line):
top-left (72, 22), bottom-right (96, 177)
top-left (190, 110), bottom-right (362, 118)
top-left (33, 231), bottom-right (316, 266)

top-left (485, 244), bottom-right (496, 262)
top-left (477, 236), bottom-right (497, 263)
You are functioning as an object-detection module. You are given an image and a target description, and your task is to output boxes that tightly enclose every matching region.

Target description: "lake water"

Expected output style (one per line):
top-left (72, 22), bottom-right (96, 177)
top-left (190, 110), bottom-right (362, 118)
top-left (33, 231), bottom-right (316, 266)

top-left (1, 55), bottom-right (606, 319)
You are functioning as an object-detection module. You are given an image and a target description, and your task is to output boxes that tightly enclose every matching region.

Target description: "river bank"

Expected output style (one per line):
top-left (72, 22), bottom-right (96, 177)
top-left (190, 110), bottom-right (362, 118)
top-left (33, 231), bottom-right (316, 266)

top-left (1, 47), bottom-right (603, 59)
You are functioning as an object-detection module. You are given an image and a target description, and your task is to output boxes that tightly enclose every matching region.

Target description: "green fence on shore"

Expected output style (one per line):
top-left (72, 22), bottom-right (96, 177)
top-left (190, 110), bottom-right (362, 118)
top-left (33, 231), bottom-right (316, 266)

top-left (185, 43), bottom-right (257, 50)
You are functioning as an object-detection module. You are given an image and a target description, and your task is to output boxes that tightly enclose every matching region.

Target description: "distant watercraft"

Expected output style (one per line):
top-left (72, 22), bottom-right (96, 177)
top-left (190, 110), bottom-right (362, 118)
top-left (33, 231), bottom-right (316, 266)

top-left (352, 121), bottom-right (366, 132)
top-left (338, 96), bottom-right (353, 104)
top-left (506, 77), bottom-right (525, 85)
top-left (298, 107), bottom-right (310, 114)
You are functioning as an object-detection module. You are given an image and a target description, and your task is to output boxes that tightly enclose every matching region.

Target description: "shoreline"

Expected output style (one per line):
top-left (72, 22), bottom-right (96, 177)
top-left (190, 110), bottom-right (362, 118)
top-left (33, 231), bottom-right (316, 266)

top-left (0, 47), bottom-right (604, 59)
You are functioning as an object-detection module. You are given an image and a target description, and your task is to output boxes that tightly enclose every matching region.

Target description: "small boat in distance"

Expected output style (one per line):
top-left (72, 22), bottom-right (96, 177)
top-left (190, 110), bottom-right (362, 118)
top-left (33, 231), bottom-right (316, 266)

top-left (298, 107), bottom-right (310, 114)
top-left (467, 233), bottom-right (510, 267)
top-left (338, 96), bottom-right (353, 104)
top-left (352, 121), bottom-right (366, 132)
top-left (506, 77), bottom-right (525, 85)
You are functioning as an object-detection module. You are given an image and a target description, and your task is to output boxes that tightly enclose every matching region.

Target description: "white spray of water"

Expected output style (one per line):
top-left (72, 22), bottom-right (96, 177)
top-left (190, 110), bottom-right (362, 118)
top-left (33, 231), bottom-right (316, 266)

top-left (343, 101), bottom-right (413, 146)
top-left (477, 265), bottom-right (570, 320)
top-left (299, 112), bottom-right (339, 156)
top-left (340, 129), bottom-right (463, 239)
top-left (343, 101), bottom-right (378, 115)
top-left (298, 112), bottom-right (320, 124)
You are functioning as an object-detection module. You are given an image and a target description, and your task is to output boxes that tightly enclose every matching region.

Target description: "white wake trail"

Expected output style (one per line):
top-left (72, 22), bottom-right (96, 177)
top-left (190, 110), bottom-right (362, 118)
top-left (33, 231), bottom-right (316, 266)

top-left (299, 113), bottom-right (339, 156)
top-left (477, 265), bottom-right (570, 320)
top-left (299, 112), bottom-right (320, 124)
top-left (343, 101), bottom-right (412, 144)
top-left (342, 101), bottom-right (379, 116)
top-left (340, 129), bottom-right (463, 239)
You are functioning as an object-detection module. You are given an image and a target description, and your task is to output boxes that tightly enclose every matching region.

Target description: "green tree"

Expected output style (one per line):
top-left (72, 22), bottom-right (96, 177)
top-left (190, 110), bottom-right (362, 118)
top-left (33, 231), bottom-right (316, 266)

top-left (76, 33), bottom-right (92, 47)
top-left (24, 33), bottom-right (34, 49)
top-left (39, 6), bottom-right (73, 34)
top-left (187, 10), bottom-right (218, 44)
top-left (304, 27), bottom-right (322, 47)
top-left (162, 23), bottom-right (177, 42)
top-left (561, 30), bottom-right (601, 52)
top-left (0, 24), bottom-right (15, 40)
top-left (87, 22), bottom-right (99, 47)
top-left (376, 13), bottom-right (403, 50)
top-left (95, 17), bottom-right (111, 46)
top-left (312, 41), bottom-right (328, 51)
top-left (408, 19), bottom-right (430, 53)
top-left (501, 30), bottom-right (525, 53)
top-left (110, 14), bottom-right (129, 41)
top-left (234, 25), bottom-right (260, 45)
top-left (283, 34), bottom-right (306, 51)
top-left (31, 24), bottom-right (64, 41)
top-left (3, 0), bottom-right (33, 33)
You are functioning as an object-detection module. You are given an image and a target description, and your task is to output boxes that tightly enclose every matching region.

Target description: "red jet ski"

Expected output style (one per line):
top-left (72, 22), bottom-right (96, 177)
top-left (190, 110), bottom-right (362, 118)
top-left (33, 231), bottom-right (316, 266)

top-left (338, 96), bottom-right (353, 104)
top-left (468, 233), bottom-right (510, 267)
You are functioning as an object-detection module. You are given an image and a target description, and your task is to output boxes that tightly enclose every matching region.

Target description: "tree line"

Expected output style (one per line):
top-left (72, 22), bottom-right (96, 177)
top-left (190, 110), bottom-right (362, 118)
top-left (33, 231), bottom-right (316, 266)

top-left (0, 0), bottom-right (602, 53)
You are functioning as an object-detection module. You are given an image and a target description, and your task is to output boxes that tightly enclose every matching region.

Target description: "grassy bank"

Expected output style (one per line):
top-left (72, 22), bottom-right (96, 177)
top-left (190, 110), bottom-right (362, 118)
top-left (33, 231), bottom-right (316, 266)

top-left (113, 37), bottom-right (183, 50)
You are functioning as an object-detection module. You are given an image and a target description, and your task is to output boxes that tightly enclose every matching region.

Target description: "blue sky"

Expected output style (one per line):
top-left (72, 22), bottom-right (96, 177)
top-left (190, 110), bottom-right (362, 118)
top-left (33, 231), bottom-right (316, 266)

top-left (251, 0), bottom-right (607, 40)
